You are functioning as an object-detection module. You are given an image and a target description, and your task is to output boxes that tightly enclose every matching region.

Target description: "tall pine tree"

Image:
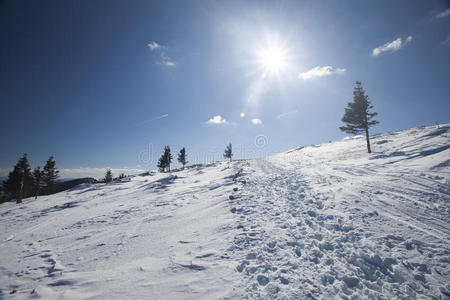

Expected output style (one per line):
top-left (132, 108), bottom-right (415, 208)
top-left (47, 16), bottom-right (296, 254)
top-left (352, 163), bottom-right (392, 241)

top-left (340, 81), bottom-right (379, 153)
top-left (223, 143), bottom-right (233, 162)
top-left (42, 156), bottom-right (59, 194)
top-left (177, 147), bottom-right (187, 169)
top-left (3, 153), bottom-right (33, 203)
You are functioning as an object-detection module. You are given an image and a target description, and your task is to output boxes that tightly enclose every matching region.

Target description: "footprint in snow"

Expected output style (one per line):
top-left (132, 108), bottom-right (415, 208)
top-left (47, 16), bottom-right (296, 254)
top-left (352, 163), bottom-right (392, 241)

top-left (257, 275), bottom-right (270, 286)
top-left (179, 263), bottom-right (206, 271)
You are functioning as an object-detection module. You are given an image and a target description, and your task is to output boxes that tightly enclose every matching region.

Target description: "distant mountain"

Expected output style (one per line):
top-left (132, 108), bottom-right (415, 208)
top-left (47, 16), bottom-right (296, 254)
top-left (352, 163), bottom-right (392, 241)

top-left (0, 177), bottom-right (97, 194)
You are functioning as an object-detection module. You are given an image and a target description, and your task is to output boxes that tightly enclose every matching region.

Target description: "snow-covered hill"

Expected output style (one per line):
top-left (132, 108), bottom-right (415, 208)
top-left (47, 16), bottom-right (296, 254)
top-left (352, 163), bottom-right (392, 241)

top-left (1, 124), bottom-right (449, 299)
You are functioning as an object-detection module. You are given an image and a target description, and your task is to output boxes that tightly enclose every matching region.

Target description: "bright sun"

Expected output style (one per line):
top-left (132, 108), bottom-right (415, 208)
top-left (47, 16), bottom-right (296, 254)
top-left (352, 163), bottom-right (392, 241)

top-left (257, 44), bottom-right (289, 77)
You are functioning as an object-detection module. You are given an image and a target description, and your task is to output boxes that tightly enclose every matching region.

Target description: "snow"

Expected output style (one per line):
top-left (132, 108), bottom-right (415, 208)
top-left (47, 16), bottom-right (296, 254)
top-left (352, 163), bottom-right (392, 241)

top-left (1, 124), bottom-right (449, 299)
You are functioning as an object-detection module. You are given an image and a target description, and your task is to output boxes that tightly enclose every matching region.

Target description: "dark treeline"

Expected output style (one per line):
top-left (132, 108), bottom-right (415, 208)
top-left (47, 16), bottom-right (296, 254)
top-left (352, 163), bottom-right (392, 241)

top-left (1, 154), bottom-right (59, 204)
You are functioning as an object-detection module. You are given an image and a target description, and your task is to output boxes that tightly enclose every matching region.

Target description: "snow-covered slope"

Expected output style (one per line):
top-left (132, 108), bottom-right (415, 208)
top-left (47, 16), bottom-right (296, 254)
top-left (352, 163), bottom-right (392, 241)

top-left (1, 124), bottom-right (449, 299)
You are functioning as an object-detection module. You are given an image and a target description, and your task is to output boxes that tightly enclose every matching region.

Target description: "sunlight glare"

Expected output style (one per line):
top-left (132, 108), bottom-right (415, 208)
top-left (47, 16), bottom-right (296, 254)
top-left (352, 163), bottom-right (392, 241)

top-left (257, 44), bottom-right (289, 78)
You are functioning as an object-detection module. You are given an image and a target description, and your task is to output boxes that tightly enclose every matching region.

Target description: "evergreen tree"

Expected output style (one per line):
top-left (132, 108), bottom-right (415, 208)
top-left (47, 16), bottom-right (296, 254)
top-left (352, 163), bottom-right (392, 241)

top-left (223, 143), bottom-right (233, 162)
top-left (163, 146), bottom-right (173, 172)
top-left (166, 146), bottom-right (172, 172)
top-left (118, 173), bottom-right (126, 179)
top-left (177, 147), bottom-right (187, 169)
top-left (32, 166), bottom-right (43, 199)
top-left (42, 156), bottom-right (59, 194)
top-left (3, 153), bottom-right (33, 203)
top-left (157, 146), bottom-right (173, 172)
top-left (340, 81), bottom-right (379, 153)
top-left (0, 186), bottom-right (7, 204)
top-left (157, 153), bottom-right (166, 172)
top-left (104, 169), bottom-right (113, 183)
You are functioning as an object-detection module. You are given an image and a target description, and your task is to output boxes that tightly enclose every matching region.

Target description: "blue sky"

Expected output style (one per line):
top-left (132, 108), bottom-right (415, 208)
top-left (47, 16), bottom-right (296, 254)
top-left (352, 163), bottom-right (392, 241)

top-left (1, 0), bottom-right (449, 178)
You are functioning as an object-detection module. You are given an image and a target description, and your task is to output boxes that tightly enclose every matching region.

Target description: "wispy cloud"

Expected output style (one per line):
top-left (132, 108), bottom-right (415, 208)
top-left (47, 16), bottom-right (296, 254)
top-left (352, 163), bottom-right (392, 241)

top-left (435, 8), bottom-right (450, 19)
top-left (156, 113), bottom-right (169, 120)
top-left (206, 115), bottom-right (228, 125)
top-left (159, 52), bottom-right (177, 67)
top-left (372, 36), bottom-right (413, 56)
top-left (277, 109), bottom-right (299, 119)
top-left (131, 114), bottom-right (169, 128)
top-left (251, 118), bottom-right (262, 125)
top-left (444, 34), bottom-right (450, 49)
top-left (298, 66), bottom-right (346, 80)
top-left (147, 41), bottom-right (177, 67)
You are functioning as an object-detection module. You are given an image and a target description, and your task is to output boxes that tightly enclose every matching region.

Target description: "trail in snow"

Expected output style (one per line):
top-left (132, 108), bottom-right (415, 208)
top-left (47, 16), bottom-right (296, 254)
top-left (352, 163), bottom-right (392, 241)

top-left (0, 124), bottom-right (449, 299)
top-left (228, 124), bottom-right (450, 299)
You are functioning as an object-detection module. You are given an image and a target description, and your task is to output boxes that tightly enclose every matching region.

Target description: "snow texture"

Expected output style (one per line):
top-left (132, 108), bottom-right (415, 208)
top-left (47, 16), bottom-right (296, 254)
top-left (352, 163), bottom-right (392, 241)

top-left (0, 124), bottom-right (449, 299)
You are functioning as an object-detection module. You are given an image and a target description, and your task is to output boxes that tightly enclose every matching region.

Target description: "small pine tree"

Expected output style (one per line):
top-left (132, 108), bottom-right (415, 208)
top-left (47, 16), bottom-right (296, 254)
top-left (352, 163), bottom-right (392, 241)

top-left (32, 166), bottom-right (43, 200)
top-left (177, 147), bottom-right (187, 169)
top-left (42, 156), bottom-right (59, 194)
top-left (157, 153), bottom-right (166, 172)
top-left (223, 143), bottom-right (233, 162)
top-left (340, 81), bottom-right (379, 153)
top-left (118, 173), bottom-right (126, 179)
top-left (104, 169), bottom-right (113, 183)
top-left (165, 146), bottom-right (172, 172)
top-left (158, 146), bottom-right (173, 172)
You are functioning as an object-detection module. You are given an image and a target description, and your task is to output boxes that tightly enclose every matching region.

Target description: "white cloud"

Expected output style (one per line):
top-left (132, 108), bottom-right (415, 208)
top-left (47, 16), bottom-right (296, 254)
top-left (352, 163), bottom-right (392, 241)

top-left (206, 115), bottom-right (228, 125)
top-left (372, 36), bottom-right (413, 56)
top-left (148, 41), bottom-right (163, 51)
top-left (147, 41), bottom-right (176, 67)
top-left (162, 60), bottom-right (176, 67)
top-left (240, 112), bottom-right (245, 118)
top-left (59, 168), bottom-right (147, 180)
top-left (435, 8), bottom-right (450, 19)
top-left (298, 66), bottom-right (346, 80)
top-left (251, 118), bottom-right (262, 125)
top-left (159, 52), bottom-right (177, 67)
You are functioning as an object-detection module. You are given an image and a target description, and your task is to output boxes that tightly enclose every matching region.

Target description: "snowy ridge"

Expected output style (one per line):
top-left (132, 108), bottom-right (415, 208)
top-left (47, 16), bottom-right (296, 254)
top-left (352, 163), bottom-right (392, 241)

top-left (0, 124), bottom-right (449, 299)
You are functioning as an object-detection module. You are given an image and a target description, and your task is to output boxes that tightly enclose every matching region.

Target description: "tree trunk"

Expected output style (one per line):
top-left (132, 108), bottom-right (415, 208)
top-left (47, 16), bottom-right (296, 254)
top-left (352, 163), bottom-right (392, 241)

top-left (17, 171), bottom-right (24, 203)
top-left (365, 125), bottom-right (371, 153)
